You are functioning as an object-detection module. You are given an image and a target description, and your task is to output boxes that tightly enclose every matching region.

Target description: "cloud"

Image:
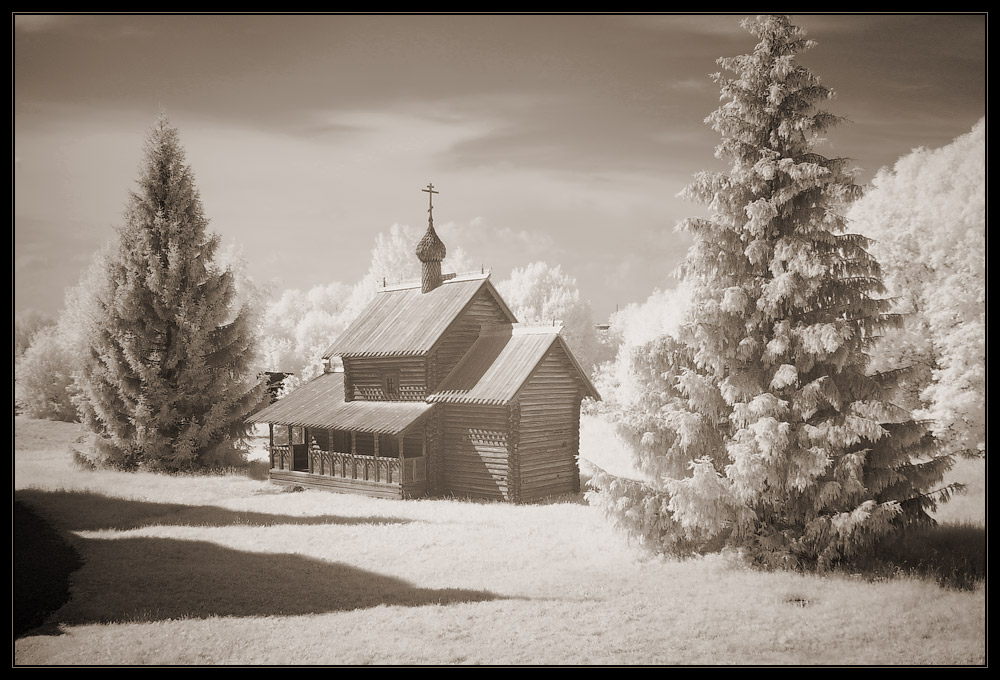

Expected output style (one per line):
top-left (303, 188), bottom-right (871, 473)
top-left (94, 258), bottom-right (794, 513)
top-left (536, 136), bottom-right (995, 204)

top-left (14, 14), bottom-right (69, 33)
top-left (14, 253), bottom-right (49, 272)
top-left (621, 14), bottom-right (746, 38)
top-left (670, 77), bottom-right (713, 92)
top-left (438, 218), bottom-right (555, 257)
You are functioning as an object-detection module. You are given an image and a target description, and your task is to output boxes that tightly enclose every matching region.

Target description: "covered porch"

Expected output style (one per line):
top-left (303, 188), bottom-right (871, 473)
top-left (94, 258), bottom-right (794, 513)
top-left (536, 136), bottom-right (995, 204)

top-left (268, 424), bottom-right (428, 498)
top-left (246, 372), bottom-right (432, 499)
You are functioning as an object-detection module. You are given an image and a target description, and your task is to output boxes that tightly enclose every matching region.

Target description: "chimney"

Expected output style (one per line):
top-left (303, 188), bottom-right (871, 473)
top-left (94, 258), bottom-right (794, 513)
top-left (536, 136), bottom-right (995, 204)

top-left (416, 183), bottom-right (446, 293)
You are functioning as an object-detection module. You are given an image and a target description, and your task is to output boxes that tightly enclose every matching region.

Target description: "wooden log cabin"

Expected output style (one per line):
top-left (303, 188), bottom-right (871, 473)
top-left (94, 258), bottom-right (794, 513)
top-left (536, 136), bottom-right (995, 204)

top-left (248, 187), bottom-right (600, 502)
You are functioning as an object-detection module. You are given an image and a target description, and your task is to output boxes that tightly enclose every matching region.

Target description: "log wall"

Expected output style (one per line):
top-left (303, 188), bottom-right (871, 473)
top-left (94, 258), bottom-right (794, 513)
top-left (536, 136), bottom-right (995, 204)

top-left (440, 403), bottom-right (510, 500)
top-left (430, 289), bottom-right (512, 390)
top-left (513, 346), bottom-right (583, 501)
top-left (344, 356), bottom-right (427, 401)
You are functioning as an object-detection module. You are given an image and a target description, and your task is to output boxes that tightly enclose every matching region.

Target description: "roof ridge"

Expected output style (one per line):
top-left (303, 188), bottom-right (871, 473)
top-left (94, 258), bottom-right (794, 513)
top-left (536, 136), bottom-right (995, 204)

top-left (379, 270), bottom-right (490, 293)
top-left (480, 321), bottom-right (564, 336)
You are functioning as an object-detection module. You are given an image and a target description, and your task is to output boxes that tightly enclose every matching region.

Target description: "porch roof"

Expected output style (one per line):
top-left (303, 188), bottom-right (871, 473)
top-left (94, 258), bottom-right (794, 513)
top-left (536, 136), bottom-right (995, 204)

top-left (247, 372), bottom-right (431, 435)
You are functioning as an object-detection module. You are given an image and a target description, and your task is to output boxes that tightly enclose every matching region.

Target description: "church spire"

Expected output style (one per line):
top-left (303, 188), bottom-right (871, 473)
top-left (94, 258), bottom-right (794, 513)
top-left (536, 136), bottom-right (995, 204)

top-left (416, 183), bottom-right (446, 293)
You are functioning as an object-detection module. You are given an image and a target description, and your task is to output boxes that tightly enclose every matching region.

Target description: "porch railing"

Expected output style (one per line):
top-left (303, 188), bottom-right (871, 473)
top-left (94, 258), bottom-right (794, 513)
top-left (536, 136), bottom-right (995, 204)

top-left (271, 444), bottom-right (290, 470)
top-left (271, 446), bottom-right (426, 485)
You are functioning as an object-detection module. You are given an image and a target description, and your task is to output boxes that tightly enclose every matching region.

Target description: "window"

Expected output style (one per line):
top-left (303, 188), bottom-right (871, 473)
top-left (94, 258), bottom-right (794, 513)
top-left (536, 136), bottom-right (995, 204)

top-left (330, 429), bottom-right (351, 453)
top-left (383, 370), bottom-right (400, 399)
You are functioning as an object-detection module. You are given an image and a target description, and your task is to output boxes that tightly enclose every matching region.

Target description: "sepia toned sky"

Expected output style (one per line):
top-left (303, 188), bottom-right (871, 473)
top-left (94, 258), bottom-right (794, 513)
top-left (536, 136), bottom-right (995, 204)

top-left (14, 13), bottom-right (986, 321)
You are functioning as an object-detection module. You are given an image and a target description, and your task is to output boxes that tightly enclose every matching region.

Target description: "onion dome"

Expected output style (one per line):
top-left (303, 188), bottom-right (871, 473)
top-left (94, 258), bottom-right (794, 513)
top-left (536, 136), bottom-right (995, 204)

top-left (416, 223), bottom-right (447, 262)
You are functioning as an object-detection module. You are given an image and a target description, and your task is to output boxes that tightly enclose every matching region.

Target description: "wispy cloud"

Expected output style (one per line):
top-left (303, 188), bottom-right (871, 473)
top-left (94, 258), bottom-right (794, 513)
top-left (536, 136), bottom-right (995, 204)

top-left (14, 14), bottom-right (69, 33)
top-left (670, 77), bottom-right (713, 92)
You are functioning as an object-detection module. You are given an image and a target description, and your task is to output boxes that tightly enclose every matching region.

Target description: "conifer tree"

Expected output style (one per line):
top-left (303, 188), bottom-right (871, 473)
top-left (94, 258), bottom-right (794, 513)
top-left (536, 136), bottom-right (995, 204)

top-left (590, 15), bottom-right (957, 568)
top-left (75, 116), bottom-right (265, 470)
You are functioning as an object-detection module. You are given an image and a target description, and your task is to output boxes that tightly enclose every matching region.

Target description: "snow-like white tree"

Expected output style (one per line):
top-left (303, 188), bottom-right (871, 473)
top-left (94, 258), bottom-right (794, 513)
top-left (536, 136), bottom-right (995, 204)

top-left (848, 119), bottom-right (985, 459)
top-left (74, 116), bottom-right (266, 470)
top-left (344, 222), bottom-right (473, 320)
top-left (590, 284), bottom-right (693, 470)
top-left (14, 323), bottom-right (79, 421)
top-left (14, 309), bottom-right (75, 420)
top-left (497, 261), bottom-right (599, 371)
top-left (14, 310), bottom-right (56, 359)
top-left (589, 15), bottom-right (954, 568)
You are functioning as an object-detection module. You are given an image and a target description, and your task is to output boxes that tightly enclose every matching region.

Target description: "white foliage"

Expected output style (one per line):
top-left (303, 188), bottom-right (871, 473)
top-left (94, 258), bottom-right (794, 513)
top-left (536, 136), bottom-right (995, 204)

top-left (497, 261), bottom-right (599, 370)
top-left (666, 457), bottom-right (734, 536)
top-left (848, 118), bottom-right (985, 457)
top-left (769, 364), bottom-right (798, 390)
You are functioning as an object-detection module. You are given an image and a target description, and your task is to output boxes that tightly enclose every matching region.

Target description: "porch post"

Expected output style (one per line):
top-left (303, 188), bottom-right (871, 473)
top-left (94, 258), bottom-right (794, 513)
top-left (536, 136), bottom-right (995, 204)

top-left (305, 427), bottom-right (313, 474)
top-left (268, 423), bottom-right (274, 469)
top-left (422, 427), bottom-right (427, 489)
top-left (351, 431), bottom-right (357, 480)
top-left (287, 425), bottom-right (293, 471)
top-left (398, 435), bottom-right (405, 485)
top-left (373, 433), bottom-right (380, 482)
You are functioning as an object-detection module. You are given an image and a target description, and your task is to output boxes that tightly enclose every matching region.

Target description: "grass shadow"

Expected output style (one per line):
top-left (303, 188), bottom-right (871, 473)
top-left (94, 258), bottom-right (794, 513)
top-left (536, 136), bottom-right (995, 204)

top-left (15, 488), bottom-right (416, 532)
top-left (14, 501), bottom-right (83, 639)
top-left (14, 489), bottom-right (512, 638)
top-left (47, 533), bottom-right (506, 628)
top-left (434, 490), bottom-right (589, 507)
top-left (527, 491), bottom-right (589, 506)
top-left (838, 521), bottom-right (986, 591)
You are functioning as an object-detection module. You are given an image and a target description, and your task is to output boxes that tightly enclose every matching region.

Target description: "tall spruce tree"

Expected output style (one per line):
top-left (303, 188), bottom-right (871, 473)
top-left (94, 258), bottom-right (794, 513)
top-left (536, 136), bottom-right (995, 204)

top-left (590, 15), bottom-right (957, 569)
top-left (75, 116), bottom-right (265, 470)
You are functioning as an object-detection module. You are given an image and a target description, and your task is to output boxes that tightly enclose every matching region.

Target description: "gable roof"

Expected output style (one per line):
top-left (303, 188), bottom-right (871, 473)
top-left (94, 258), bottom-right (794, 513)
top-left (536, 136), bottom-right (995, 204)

top-left (428, 323), bottom-right (601, 406)
top-left (322, 273), bottom-right (516, 359)
top-left (247, 372), bottom-right (431, 435)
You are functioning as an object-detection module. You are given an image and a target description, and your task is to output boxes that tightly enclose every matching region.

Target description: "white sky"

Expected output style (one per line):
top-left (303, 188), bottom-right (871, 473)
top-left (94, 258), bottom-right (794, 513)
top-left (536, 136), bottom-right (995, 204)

top-left (13, 13), bottom-right (986, 321)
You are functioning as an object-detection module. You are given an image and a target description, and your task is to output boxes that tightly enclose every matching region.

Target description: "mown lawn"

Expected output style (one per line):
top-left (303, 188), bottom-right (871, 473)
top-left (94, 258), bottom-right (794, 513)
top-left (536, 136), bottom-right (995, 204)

top-left (13, 416), bottom-right (986, 665)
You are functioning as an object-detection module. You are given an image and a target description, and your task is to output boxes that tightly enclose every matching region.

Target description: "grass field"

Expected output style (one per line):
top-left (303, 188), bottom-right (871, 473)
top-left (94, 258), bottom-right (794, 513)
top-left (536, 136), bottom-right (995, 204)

top-left (13, 416), bottom-right (986, 665)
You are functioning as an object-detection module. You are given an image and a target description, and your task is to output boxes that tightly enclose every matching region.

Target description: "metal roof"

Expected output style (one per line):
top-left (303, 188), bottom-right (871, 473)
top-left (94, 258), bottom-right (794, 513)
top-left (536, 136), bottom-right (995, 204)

top-left (428, 324), bottom-right (601, 405)
top-left (247, 372), bottom-right (432, 434)
top-left (321, 273), bottom-right (516, 359)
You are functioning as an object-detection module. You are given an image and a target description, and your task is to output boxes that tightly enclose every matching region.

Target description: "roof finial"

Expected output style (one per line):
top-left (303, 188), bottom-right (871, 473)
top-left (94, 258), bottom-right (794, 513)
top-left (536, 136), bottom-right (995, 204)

top-left (423, 182), bottom-right (439, 226)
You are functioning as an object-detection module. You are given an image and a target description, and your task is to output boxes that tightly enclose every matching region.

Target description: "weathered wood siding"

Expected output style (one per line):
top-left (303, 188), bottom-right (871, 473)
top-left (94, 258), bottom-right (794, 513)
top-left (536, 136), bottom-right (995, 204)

top-left (344, 356), bottom-right (427, 401)
top-left (403, 433), bottom-right (423, 458)
top-left (430, 289), bottom-right (512, 391)
top-left (513, 346), bottom-right (583, 501)
top-left (426, 411), bottom-right (443, 495)
top-left (440, 404), bottom-right (510, 500)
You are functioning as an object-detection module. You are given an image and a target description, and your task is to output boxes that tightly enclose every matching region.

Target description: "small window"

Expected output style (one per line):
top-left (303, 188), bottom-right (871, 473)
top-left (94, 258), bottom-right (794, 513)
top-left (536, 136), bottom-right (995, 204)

top-left (383, 371), bottom-right (400, 399)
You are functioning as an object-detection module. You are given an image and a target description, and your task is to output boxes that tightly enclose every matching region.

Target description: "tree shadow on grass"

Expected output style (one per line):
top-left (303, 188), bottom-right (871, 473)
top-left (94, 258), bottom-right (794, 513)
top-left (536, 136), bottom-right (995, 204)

top-left (14, 489), bottom-right (511, 639)
top-left (838, 522), bottom-right (987, 591)
top-left (14, 501), bottom-right (83, 639)
top-left (15, 488), bottom-right (416, 532)
top-left (49, 533), bottom-right (506, 628)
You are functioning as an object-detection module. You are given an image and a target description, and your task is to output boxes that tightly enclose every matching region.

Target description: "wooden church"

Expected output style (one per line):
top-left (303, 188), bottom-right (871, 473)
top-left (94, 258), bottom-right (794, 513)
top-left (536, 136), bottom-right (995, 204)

top-left (248, 185), bottom-right (600, 502)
